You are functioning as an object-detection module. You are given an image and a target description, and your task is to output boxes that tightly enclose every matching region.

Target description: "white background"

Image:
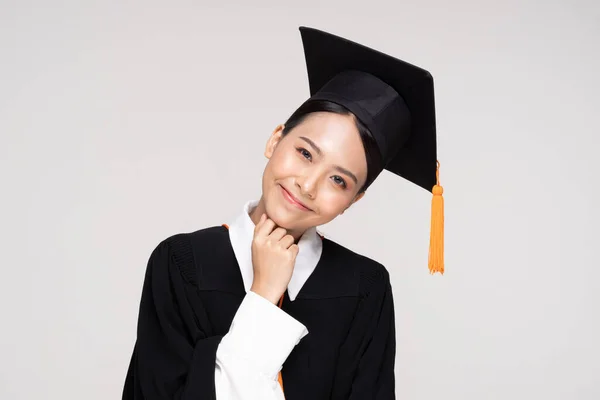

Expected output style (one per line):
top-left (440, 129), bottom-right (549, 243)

top-left (1, 0), bottom-right (599, 398)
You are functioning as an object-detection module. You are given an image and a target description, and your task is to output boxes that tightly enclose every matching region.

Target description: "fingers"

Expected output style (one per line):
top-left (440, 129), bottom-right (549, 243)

top-left (253, 213), bottom-right (266, 236)
top-left (278, 234), bottom-right (295, 249)
top-left (258, 213), bottom-right (266, 225)
top-left (254, 213), bottom-right (275, 237)
top-left (269, 227), bottom-right (288, 241)
top-left (289, 244), bottom-right (299, 257)
top-left (255, 213), bottom-right (266, 229)
top-left (254, 214), bottom-right (297, 250)
top-left (254, 214), bottom-right (285, 240)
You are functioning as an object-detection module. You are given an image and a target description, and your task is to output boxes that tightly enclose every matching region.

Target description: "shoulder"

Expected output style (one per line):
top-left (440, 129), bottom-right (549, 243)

top-left (149, 225), bottom-right (229, 284)
top-left (322, 237), bottom-right (391, 297)
top-left (154, 225), bottom-right (228, 253)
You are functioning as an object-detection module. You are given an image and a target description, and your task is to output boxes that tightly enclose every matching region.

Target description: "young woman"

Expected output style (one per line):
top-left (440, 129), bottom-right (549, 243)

top-left (122, 26), bottom-right (443, 400)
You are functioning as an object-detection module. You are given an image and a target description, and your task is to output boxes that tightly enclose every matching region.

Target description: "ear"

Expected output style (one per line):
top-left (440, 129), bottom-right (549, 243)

top-left (340, 191), bottom-right (366, 215)
top-left (264, 124), bottom-right (285, 159)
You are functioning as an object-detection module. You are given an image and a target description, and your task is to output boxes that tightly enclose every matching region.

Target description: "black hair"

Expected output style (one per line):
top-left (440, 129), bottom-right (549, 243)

top-left (281, 100), bottom-right (383, 194)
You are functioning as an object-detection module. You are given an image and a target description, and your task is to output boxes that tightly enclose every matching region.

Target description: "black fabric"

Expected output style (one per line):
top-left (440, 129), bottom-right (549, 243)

top-left (299, 26), bottom-right (437, 192)
top-left (123, 233), bottom-right (225, 400)
top-left (123, 226), bottom-right (396, 399)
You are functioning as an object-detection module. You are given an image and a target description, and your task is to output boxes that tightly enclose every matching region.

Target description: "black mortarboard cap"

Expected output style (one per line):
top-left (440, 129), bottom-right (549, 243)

top-left (298, 26), bottom-right (444, 274)
top-left (299, 26), bottom-right (437, 192)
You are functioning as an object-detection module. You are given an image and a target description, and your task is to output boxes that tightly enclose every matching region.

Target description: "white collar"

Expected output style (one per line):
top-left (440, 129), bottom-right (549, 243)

top-left (228, 200), bottom-right (323, 301)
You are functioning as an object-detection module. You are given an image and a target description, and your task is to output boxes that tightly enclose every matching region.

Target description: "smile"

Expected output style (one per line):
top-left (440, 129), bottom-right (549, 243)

top-left (279, 185), bottom-right (312, 211)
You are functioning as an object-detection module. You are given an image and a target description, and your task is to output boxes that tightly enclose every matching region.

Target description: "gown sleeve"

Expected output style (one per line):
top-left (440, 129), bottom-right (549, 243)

top-left (214, 291), bottom-right (308, 400)
top-left (332, 265), bottom-right (397, 400)
top-left (123, 234), bottom-right (308, 400)
top-left (122, 235), bottom-right (223, 399)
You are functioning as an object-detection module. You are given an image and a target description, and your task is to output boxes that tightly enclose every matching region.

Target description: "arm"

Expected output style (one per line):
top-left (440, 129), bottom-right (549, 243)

top-left (214, 291), bottom-right (308, 399)
top-left (123, 235), bottom-right (307, 400)
top-left (122, 236), bottom-right (223, 399)
top-left (213, 214), bottom-right (308, 399)
top-left (332, 267), bottom-right (396, 400)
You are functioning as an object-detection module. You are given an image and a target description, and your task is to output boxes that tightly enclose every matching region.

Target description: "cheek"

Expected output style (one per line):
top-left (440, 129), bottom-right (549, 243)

top-left (269, 149), bottom-right (302, 177)
top-left (315, 189), bottom-right (352, 216)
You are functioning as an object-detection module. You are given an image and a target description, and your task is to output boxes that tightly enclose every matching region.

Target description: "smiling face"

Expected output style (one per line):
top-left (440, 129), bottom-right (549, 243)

top-left (258, 111), bottom-right (368, 237)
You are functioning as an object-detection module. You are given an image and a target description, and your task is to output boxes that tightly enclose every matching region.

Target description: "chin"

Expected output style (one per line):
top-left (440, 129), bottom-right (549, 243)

top-left (265, 201), bottom-right (296, 230)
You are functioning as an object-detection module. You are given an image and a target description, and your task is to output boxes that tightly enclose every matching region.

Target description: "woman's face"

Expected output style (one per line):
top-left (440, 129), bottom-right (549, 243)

top-left (261, 111), bottom-right (368, 234)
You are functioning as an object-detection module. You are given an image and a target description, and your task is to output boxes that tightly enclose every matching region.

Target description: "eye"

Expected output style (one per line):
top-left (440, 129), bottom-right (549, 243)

top-left (296, 147), bottom-right (312, 161)
top-left (331, 176), bottom-right (347, 189)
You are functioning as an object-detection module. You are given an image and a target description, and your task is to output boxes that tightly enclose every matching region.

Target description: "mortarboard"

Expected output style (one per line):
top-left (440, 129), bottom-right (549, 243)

top-left (298, 26), bottom-right (444, 274)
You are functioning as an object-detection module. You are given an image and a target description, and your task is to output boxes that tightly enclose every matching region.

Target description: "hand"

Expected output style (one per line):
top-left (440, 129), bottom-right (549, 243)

top-left (250, 214), bottom-right (299, 305)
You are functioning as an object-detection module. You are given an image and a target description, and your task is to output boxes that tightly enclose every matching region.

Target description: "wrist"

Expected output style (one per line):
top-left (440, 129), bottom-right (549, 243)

top-left (250, 284), bottom-right (281, 305)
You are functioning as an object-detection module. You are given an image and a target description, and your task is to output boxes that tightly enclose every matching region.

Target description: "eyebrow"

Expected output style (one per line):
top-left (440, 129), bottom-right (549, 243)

top-left (299, 136), bottom-right (359, 185)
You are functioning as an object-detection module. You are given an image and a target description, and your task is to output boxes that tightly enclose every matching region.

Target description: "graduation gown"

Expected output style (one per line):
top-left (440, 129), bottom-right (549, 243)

top-left (123, 225), bottom-right (396, 399)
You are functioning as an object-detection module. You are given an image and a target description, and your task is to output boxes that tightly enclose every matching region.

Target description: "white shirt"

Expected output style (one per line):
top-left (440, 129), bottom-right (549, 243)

top-left (214, 200), bottom-right (323, 399)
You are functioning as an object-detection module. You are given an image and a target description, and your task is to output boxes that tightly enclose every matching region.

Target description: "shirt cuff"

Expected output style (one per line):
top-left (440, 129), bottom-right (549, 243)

top-left (217, 290), bottom-right (309, 380)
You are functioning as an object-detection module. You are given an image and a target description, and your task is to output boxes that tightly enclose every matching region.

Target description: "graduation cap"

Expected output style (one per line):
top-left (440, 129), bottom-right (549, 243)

top-left (298, 26), bottom-right (444, 274)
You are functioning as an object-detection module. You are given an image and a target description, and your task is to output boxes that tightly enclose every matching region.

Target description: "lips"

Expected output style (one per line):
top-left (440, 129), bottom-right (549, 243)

top-left (279, 185), bottom-right (312, 211)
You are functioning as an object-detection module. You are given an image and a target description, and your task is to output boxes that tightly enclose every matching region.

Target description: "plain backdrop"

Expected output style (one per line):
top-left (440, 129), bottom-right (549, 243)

top-left (1, 0), bottom-right (599, 399)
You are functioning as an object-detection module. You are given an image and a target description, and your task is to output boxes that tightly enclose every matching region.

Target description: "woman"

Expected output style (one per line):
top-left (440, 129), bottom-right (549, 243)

top-left (122, 26), bottom-right (443, 400)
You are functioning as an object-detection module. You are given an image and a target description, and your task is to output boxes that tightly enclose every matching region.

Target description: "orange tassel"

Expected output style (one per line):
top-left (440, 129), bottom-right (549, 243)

top-left (278, 372), bottom-right (284, 393)
top-left (428, 161), bottom-right (444, 275)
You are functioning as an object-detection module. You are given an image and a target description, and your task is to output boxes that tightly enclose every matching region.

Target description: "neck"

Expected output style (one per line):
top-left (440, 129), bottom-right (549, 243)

top-left (249, 197), bottom-right (306, 243)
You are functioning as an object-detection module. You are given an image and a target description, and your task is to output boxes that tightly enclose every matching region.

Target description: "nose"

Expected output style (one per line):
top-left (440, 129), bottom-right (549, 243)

top-left (295, 172), bottom-right (317, 199)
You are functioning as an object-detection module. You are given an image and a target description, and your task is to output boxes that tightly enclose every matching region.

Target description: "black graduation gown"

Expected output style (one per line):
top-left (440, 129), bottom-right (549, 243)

top-left (123, 225), bottom-right (396, 399)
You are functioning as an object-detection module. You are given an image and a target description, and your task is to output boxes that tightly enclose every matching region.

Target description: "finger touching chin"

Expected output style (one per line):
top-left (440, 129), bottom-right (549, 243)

top-left (265, 204), bottom-right (292, 230)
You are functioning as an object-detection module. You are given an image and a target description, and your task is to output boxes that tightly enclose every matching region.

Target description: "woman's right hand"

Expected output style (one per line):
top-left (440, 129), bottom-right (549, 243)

top-left (250, 213), bottom-right (299, 305)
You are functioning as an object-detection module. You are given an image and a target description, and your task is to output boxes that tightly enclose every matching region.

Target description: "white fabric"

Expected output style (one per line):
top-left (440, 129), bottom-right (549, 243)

top-left (227, 199), bottom-right (323, 301)
top-left (215, 291), bottom-right (308, 399)
top-left (214, 200), bottom-right (323, 399)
